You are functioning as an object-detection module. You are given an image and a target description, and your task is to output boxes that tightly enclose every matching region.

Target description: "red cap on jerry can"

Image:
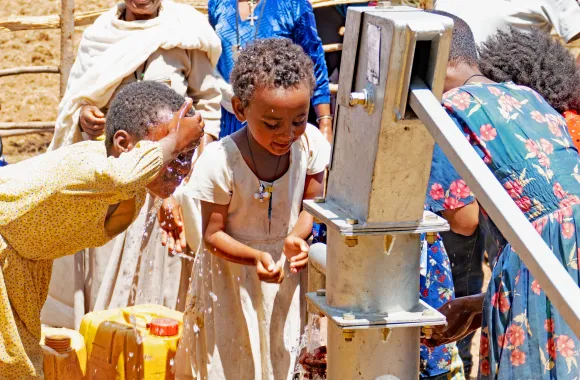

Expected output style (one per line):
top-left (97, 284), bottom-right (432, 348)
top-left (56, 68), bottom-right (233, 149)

top-left (149, 318), bottom-right (179, 336)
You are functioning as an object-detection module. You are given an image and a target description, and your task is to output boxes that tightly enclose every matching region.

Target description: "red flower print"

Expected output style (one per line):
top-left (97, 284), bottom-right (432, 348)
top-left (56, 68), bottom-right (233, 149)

top-left (507, 324), bottom-right (526, 347)
top-left (450, 180), bottom-right (471, 198)
top-left (560, 195), bottom-right (580, 209)
top-left (498, 334), bottom-right (509, 348)
top-left (515, 196), bottom-right (532, 213)
top-left (498, 95), bottom-right (515, 112)
top-left (553, 183), bottom-right (567, 199)
top-left (525, 140), bottom-right (540, 157)
top-left (438, 274), bottom-right (446, 283)
top-left (538, 152), bottom-right (551, 168)
top-left (531, 279), bottom-right (541, 295)
top-left (503, 180), bottom-right (524, 199)
top-left (532, 216), bottom-right (548, 235)
top-left (480, 335), bottom-right (489, 356)
top-left (451, 92), bottom-right (472, 111)
top-left (561, 222), bottom-right (575, 239)
top-left (488, 86), bottom-right (502, 96)
top-left (491, 291), bottom-right (510, 313)
top-left (547, 338), bottom-right (557, 359)
top-left (421, 288), bottom-right (428, 297)
top-left (540, 138), bottom-right (554, 155)
top-left (480, 359), bottom-right (491, 376)
top-left (556, 335), bottom-right (575, 358)
top-left (480, 124), bottom-right (497, 141)
top-left (544, 319), bottom-right (555, 333)
top-left (443, 88), bottom-right (459, 99)
top-left (510, 350), bottom-right (526, 366)
top-left (546, 114), bottom-right (563, 137)
top-left (443, 197), bottom-right (465, 210)
top-left (429, 183), bottom-right (444, 200)
top-left (531, 111), bottom-right (546, 123)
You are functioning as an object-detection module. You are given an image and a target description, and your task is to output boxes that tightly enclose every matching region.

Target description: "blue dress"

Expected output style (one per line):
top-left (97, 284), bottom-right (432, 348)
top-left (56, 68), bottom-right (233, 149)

top-left (427, 82), bottom-right (580, 379)
top-left (208, 0), bottom-right (330, 138)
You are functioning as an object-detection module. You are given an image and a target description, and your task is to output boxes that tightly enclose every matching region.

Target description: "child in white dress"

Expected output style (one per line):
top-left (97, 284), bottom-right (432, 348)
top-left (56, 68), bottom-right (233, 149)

top-left (172, 38), bottom-right (331, 380)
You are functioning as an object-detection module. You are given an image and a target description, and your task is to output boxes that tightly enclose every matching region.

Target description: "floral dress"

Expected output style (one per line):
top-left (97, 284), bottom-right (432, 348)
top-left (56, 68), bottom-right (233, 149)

top-left (428, 82), bottom-right (580, 379)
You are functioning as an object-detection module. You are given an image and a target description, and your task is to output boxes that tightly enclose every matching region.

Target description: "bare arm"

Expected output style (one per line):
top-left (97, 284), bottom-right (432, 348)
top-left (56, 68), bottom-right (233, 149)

top-left (202, 200), bottom-right (284, 283)
top-left (441, 201), bottom-right (479, 236)
top-left (284, 171), bottom-right (325, 272)
top-left (314, 103), bottom-right (333, 143)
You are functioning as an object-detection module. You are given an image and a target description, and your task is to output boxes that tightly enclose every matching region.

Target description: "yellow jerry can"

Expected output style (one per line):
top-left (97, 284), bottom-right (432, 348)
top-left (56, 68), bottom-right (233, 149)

top-left (80, 304), bottom-right (183, 380)
top-left (41, 326), bottom-right (87, 380)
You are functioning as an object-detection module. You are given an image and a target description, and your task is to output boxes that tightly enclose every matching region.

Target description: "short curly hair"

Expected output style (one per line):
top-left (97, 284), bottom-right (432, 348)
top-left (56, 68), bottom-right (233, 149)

top-left (426, 10), bottom-right (478, 67)
top-left (106, 80), bottom-right (194, 149)
top-left (230, 38), bottom-right (316, 108)
top-left (479, 28), bottom-right (580, 113)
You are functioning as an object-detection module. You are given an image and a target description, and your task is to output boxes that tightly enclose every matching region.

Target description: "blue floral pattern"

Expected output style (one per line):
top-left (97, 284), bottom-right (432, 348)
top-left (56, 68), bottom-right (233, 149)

top-left (433, 82), bottom-right (580, 379)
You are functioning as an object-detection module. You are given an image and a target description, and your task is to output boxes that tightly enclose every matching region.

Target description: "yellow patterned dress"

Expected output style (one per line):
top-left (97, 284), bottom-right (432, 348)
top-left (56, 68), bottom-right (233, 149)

top-left (0, 140), bottom-right (163, 379)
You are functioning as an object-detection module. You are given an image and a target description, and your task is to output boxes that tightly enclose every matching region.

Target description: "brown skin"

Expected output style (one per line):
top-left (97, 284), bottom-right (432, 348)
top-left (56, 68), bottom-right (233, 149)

top-left (200, 84), bottom-right (323, 283)
top-left (78, 0), bottom-right (163, 137)
top-left (426, 62), bottom-right (500, 345)
top-left (107, 99), bottom-right (205, 199)
top-left (422, 293), bottom-right (484, 347)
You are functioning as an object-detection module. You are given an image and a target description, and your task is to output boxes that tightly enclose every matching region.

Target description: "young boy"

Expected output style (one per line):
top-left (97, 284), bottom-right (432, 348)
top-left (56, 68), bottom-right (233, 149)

top-left (0, 81), bottom-right (204, 379)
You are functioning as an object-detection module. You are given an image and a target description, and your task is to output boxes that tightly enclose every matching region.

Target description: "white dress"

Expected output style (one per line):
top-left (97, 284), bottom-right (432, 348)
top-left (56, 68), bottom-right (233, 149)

top-left (174, 124), bottom-right (331, 380)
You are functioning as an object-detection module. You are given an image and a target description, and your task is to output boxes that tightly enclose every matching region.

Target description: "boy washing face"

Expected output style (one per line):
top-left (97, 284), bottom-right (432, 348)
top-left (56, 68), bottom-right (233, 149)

top-left (0, 81), bottom-right (204, 378)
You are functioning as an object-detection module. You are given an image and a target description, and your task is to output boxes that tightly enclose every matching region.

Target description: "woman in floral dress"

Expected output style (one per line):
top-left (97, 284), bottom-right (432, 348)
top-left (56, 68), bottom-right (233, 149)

top-left (430, 79), bottom-right (580, 378)
top-left (422, 11), bottom-right (579, 379)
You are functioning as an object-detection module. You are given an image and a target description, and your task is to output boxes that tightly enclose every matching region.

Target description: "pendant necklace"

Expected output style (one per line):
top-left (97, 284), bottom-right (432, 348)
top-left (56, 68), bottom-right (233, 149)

top-left (246, 127), bottom-right (281, 233)
top-left (232, 0), bottom-right (268, 61)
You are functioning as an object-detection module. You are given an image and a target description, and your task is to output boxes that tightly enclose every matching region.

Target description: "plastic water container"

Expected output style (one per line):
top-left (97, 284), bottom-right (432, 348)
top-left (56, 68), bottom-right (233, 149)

top-left (80, 304), bottom-right (183, 380)
top-left (41, 326), bottom-right (87, 380)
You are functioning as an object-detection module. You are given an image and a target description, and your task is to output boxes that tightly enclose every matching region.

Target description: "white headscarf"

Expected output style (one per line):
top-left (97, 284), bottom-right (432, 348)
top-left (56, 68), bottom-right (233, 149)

top-left (49, 1), bottom-right (222, 150)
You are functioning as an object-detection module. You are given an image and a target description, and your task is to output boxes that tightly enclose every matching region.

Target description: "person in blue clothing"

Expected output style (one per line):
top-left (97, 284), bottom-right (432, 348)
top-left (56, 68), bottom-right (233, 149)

top-left (208, 0), bottom-right (332, 142)
top-left (0, 137), bottom-right (6, 167)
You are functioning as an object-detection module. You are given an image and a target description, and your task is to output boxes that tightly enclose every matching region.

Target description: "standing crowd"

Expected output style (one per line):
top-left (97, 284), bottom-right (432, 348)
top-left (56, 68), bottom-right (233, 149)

top-left (0, 0), bottom-right (579, 379)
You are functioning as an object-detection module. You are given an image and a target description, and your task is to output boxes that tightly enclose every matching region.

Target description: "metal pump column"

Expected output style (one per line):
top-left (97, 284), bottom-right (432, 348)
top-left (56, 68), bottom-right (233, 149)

top-left (304, 8), bottom-right (454, 379)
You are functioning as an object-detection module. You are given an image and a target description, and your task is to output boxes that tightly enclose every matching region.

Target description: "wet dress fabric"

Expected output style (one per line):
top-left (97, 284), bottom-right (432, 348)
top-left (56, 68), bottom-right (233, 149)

top-left (0, 141), bottom-right (162, 378)
top-left (174, 125), bottom-right (331, 380)
top-left (426, 82), bottom-right (580, 379)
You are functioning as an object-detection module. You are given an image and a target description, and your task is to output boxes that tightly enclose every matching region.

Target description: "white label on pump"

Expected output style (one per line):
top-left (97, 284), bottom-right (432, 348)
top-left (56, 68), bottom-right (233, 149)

top-left (367, 24), bottom-right (381, 85)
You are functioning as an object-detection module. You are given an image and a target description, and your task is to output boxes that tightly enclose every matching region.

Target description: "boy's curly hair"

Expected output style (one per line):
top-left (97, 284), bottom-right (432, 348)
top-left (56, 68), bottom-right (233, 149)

top-left (230, 38), bottom-right (316, 108)
top-left (479, 28), bottom-right (580, 113)
top-left (106, 80), bottom-right (194, 149)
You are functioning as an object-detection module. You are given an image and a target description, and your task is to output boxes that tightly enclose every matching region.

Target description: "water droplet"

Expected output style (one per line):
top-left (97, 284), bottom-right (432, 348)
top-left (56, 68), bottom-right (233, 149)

top-left (209, 291), bottom-right (218, 302)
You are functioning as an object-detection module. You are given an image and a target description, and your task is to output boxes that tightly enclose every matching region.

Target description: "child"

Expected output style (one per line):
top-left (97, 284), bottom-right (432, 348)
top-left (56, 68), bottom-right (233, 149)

top-left (0, 81), bottom-right (204, 379)
top-left (173, 39), bottom-right (331, 380)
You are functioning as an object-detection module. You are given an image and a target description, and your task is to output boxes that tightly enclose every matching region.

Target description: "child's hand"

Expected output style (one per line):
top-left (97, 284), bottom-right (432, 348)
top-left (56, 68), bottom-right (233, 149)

top-left (159, 196), bottom-right (186, 253)
top-left (167, 98), bottom-right (206, 154)
top-left (256, 251), bottom-right (284, 283)
top-left (283, 235), bottom-right (309, 273)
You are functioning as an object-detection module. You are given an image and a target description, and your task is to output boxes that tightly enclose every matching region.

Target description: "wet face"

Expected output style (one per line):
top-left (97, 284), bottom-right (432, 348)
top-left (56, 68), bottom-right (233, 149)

top-left (124, 0), bottom-right (162, 18)
top-left (144, 121), bottom-right (198, 199)
top-left (109, 109), bottom-right (202, 199)
top-left (233, 84), bottom-right (311, 156)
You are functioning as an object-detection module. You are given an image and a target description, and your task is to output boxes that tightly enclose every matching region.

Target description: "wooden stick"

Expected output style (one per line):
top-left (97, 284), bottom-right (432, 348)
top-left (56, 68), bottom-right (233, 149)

top-left (0, 10), bottom-right (102, 32)
top-left (323, 43), bottom-right (343, 53)
top-left (0, 66), bottom-right (59, 77)
top-left (60, 0), bottom-right (75, 98)
top-left (0, 128), bottom-right (54, 138)
top-left (0, 122), bottom-right (55, 130)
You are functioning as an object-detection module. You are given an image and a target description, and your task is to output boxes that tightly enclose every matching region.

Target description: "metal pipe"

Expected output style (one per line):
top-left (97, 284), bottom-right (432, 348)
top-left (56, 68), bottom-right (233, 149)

top-left (409, 77), bottom-right (580, 336)
top-left (309, 242), bottom-right (327, 275)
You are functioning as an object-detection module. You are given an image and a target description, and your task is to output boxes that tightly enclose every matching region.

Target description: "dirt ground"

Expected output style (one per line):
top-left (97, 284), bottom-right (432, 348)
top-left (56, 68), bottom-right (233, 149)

top-left (0, 0), bottom-right (116, 162)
